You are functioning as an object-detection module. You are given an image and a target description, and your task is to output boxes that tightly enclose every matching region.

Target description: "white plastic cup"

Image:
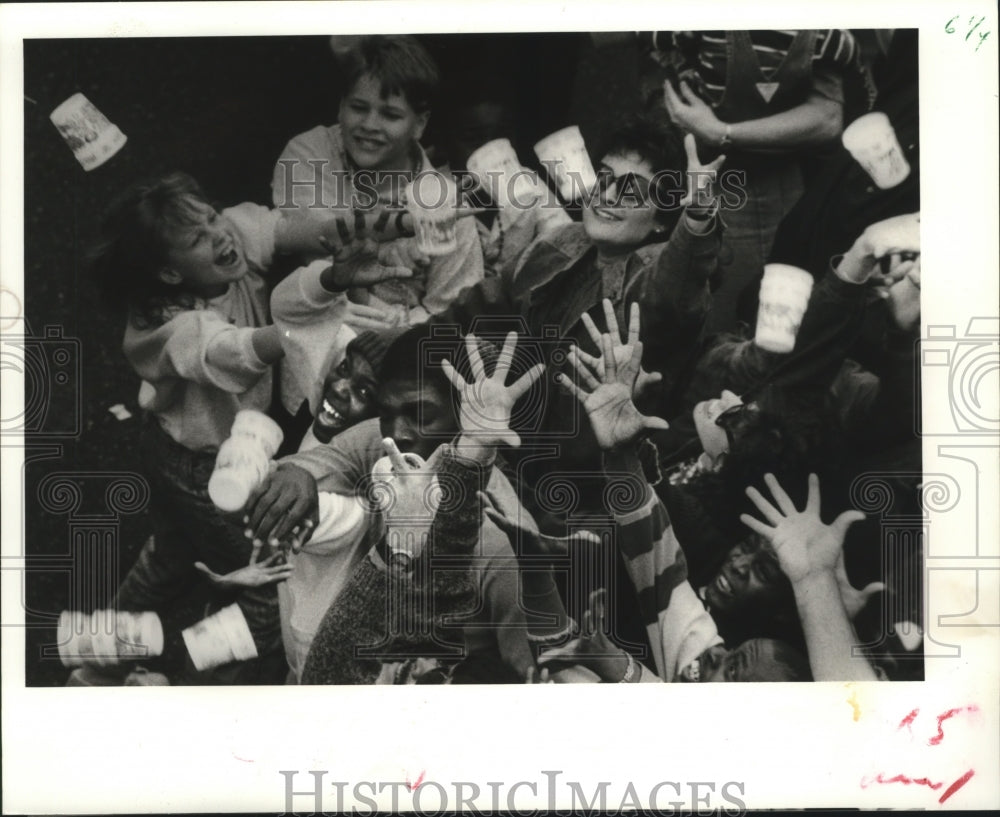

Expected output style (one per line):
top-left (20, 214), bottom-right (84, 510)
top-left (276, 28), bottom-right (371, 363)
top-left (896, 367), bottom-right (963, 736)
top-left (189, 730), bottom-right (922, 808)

top-left (49, 92), bottom-right (127, 171)
top-left (182, 603), bottom-right (258, 671)
top-left (208, 436), bottom-right (271, 512)
top-left (230, 409), bottom-right (284, 458)
top-left (467, 138), bottom-right (541, 209)
top-left (57, 610), bottom-right (164, 667)
top-left (405, 173), bottom-right (460, 256)
top-left (533, 125), bottom-right (598, 201)
top-left (841, 112), bottom-right (911, 190)
top-left (754, 264), bottom-right (815, 354)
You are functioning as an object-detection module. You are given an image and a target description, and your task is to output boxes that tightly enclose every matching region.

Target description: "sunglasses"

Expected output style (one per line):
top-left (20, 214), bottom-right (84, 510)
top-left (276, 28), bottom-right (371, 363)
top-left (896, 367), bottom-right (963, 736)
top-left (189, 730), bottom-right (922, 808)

top-left (594, 167), bottom-right (654, 207)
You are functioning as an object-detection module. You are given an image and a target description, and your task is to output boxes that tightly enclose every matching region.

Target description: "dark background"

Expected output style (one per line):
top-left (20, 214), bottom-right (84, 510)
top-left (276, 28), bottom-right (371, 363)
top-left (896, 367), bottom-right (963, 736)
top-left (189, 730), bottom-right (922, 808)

top-left (21, 33), bottom-right (643, 685)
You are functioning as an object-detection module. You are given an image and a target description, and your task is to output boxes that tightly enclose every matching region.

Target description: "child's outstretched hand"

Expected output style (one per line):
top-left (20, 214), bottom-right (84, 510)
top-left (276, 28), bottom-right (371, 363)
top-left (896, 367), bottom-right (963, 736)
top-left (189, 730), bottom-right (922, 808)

top-left (478, 489), bottom-right (600, 558)
top-left (318, 211), bottom-right (414, 291)
top-left (558, 302), bottom-right (669, 451)
top-left (740, 473), bottom-right (866, 585)
top-left (194, 551), bottom-right (294, 590)
top-left (442, 331), bottom-right (545, 451)
top-left (572, 300), bottom-right (662, 398)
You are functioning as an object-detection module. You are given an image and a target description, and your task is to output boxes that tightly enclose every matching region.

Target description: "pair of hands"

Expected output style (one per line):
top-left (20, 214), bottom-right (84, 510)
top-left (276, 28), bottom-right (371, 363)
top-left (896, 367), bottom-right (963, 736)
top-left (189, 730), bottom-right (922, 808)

top-left (741, 473), bottom-right (883, 616)
top-left (558, 299), bottom-right (670, 451)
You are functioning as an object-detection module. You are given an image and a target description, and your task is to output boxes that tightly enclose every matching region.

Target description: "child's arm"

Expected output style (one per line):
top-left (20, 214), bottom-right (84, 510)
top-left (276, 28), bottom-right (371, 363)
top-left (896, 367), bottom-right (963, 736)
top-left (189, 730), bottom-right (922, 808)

top-left (741, 474), bottom-right (878, 682)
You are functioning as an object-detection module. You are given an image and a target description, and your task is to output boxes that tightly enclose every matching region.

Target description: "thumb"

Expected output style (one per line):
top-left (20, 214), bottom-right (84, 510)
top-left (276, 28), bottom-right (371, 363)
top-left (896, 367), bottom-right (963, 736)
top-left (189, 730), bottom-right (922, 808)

top-left (381, 265), bottom-right (414, 282)
top-left (193, 562), bottom-right (219, 583)
top-left (498, 429), bottom-right (522, 449)
top-left (643, 414), bottom-right (671, 432)
top-left (831, 509), bottom-right (866, 539)
top-left (860, 581), bottom-right (887, 601)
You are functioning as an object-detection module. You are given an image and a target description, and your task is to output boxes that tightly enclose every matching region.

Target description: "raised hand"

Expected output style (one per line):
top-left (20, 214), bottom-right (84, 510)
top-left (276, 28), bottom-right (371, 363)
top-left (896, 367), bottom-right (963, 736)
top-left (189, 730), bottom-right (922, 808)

top-left (664, 80), bottom-right (728, 150)
top-left (478, 490), bottom-right (600, 557)
top-left (740, 473), bottom-right (866, 585)
top-left (559, 302), bottom-right (669, 451)
top-left (574, 299), bottom-right (662, 398)
top-left (194, 551), bottom-right (294, 589)
top-left (537, 588), bottom-right (632, 683)
top-left (679, 132), bottom-right (726, 213)
top-left (317, 212), bottom-right (414, 291)
top-left (441, 331), bottom-right (545, 450)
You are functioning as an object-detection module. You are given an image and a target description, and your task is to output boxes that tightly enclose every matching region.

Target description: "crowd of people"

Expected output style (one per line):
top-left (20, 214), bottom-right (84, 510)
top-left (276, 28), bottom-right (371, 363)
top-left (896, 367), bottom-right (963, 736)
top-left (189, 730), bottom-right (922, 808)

top-left (77, 30), bottom-right (923, 685)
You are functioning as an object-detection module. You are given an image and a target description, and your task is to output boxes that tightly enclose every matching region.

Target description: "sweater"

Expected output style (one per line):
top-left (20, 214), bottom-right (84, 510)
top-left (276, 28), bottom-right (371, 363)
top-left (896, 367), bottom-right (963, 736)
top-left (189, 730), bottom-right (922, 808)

top-left (123, 203), bottom-right (280, 452)
top-left (271, 123), bottom-right (485, 324)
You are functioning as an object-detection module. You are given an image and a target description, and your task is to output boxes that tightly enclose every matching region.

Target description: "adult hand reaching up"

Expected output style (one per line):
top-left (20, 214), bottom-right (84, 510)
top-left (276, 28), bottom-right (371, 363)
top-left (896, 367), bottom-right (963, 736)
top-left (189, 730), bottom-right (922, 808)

top-left (559, 301), bottom-right (669, 451)
top-left (572, 300), bottom-right (663, 399)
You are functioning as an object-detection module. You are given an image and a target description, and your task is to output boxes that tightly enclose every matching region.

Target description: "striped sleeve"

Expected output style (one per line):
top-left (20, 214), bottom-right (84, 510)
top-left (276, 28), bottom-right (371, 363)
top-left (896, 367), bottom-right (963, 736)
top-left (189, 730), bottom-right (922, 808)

top-left (612, 479), bottom-right (722, 681)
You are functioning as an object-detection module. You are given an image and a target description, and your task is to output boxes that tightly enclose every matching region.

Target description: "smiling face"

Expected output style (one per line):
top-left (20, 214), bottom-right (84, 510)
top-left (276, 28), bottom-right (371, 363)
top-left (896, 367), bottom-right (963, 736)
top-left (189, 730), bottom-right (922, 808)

top-left (312, 349), bottom-right (379, 445)
top-left (158, 198), bottom-right (247, 298)
top-left (339, 73), bottom-right (429, 172)
top-left (692, 389), bottom-right (744, 461)
top-left (581, 151), bottom-right (662, 251)
top-left (703, 538), bottom-right (786, 615)
top-left (679, 638), bottom-right (799, 682)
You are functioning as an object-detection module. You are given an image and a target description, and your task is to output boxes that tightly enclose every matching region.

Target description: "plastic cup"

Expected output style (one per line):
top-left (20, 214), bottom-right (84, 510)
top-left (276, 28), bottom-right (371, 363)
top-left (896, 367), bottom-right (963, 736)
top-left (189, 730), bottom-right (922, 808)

top-left (57, 610), bottom-right (164, 667)
top-left (406, 173), bottom-right (460, 256)
top-left (466, 138), bottom-right (540, 209)
top-left (231, 409), bottom-right (284, 458)
top-left (533, 125), bottom-right (598, 201)
top-left (208, 436), bottom-right (271, 512)
top-left (182, 603), bottom-right (258, 671)
top-left (49, 92), bottom-right (127, 171)
top-left (754, 265), bottom-right (815, 354)
top-left (841, 112), bottom-right (910, 190)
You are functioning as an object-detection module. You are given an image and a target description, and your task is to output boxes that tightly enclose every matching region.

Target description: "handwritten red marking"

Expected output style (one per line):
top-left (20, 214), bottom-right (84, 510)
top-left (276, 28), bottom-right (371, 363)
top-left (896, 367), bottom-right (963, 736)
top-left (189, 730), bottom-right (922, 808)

top-left (929, 705), bottom-right (978, 746)
top-left (406, 771), bottom-right (425, 791)
top-left (938, 769), bottom-right (975, 804)
top-left (897, 708), bottom-right (919, 732)
top-left (232, 753), bottom-right (254, 763)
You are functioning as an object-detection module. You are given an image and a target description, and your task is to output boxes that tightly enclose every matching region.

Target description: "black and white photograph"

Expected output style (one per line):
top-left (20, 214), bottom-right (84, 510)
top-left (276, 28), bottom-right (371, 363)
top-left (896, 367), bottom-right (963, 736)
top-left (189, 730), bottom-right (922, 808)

top-left (2, 1), bottom-right (997, 813)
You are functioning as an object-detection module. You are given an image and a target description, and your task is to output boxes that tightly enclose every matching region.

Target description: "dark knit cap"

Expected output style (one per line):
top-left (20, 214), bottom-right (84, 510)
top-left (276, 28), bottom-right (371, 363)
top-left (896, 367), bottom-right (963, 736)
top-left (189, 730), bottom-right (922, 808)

top-left (346, 327), bottom-right (408, 374)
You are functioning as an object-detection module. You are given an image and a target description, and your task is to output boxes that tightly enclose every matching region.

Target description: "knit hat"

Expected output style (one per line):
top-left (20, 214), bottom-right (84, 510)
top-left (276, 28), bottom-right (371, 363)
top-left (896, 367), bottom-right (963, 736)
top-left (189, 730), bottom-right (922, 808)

top-left (346, 327), bottom-right (408, 375)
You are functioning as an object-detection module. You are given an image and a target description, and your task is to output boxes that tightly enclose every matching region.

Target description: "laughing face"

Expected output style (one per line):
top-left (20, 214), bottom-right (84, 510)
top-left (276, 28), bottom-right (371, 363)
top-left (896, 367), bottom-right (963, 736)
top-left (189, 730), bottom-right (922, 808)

top-left (339, 73), bottom-right (429, 172)
top-left (677, 638), bottom-right (798, 683)
top-left (159, 198), bottom-right (247, 298)
top-left (581, 152), bottom-right (662, 251)
top-left (312, 349), bottom-right (379, 444)
top-left (703, 538), bottom-right (786, 615)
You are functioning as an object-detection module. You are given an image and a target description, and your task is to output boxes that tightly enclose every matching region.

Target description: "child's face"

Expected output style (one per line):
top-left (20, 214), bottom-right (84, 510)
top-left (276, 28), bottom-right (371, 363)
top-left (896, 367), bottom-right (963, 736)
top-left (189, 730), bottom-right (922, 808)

top-left (159, 198), bottom-right (248, 297)
top-left (313, 349), bottom-right (379, 444)
top-left (338, 73), bottom-right (429, 172)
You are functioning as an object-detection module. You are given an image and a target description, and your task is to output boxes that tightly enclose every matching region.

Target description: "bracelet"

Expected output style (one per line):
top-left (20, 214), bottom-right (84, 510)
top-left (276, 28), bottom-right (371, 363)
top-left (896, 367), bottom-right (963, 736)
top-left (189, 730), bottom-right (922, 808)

top-left (619, 651), bottom-right (636, 683)
top-left (719, 123), bottom-right (732, 149)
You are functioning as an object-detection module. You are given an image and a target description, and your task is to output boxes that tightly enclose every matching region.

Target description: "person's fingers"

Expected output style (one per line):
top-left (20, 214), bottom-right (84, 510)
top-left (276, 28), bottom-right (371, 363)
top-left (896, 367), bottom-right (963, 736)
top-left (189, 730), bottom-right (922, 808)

top-left (539, 667), bottom-right (552, 684)
top-left (602, 298), bottom-right (621, 344)
top-left (344, 314), bottom-right (395, 331)
top-left (260, 498), bottom-right (293, 547)
top-left (441, 358), bottom-right (466, 392)
top-left (455, 206), bottom-right (489, 220)
top-left (345, 302), bottom-right (391, 319)
top-left (525, 665), bottom-right (538, 684)
top-left (383, 437), bottom-right (411, 473)
top-left (493, 330), bottom-right (518, 382)
top-left (476, 489), bottom-right (497, 516)
top-left (249, 540), bottom-right (263, 565)
top-left (601, 332), bottom-right (617, 381)
top-left (193, 562), bottom-right (221, 583)
top-left (805, 472), bottom-right (821, 515)
top-left (568, 349), bottom-right (601, 392)
top-left (627, 301), bottom-right (640, 347)
top-left (580, 311), bottom-right (605, 354)
top-left (624, 338), bottom-right (645, 379)
top-left (571, 345), bottom-right (603, 377)
top-left (537, 640), bottom-right (585, 665)
top-left (859, 581), bottom-right (887, 600)
top-left (580, 607), bottom-right (595, 639)
top-left (763, 472), bottom-right (798, 516)
top-left (509, 361), bottom-right (545, 400)
top-left (377, 265), bottom-right (414, 283)
top-left (831, 509), bottom-right (867, 540)
top-left (744, 485), bottom-right (784, 526)
top-left (259, 551), bottom-right (283, 567)
top-left (247, 485), bottom-right (282, 536)
top-left (705, 153), bottom-right (726, 174)
top-left (739, 512), bottom-right (774, 539)
top-left (642, 414), bottom-right (671, 432)
top-left (682, 132), bottom-right (701, 169)
top-left (554, 371), bottom-right (588, 404)
top-left (663, 80), bottom-right (681, 115)
top-left (639, 367), bottom-right (663, 386)
top-left (465, 333), bottom-right (486, 381)
top-left (290, 517), bottom-right (316, 554)
top-left (497, 429), bottom-right (522, 449)
top-left (589, 587), bottom-right (607, 632)
top-left (333, 215), bottom-right (353, 246)
top-left (317, 235), bottom-right (337, 257)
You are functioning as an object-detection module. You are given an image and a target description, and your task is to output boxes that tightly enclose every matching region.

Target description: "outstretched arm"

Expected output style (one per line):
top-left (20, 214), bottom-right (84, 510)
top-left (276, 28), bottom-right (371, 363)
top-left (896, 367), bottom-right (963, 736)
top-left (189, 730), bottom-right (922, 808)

top-left (741, 473), bottom-right (878, 682)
